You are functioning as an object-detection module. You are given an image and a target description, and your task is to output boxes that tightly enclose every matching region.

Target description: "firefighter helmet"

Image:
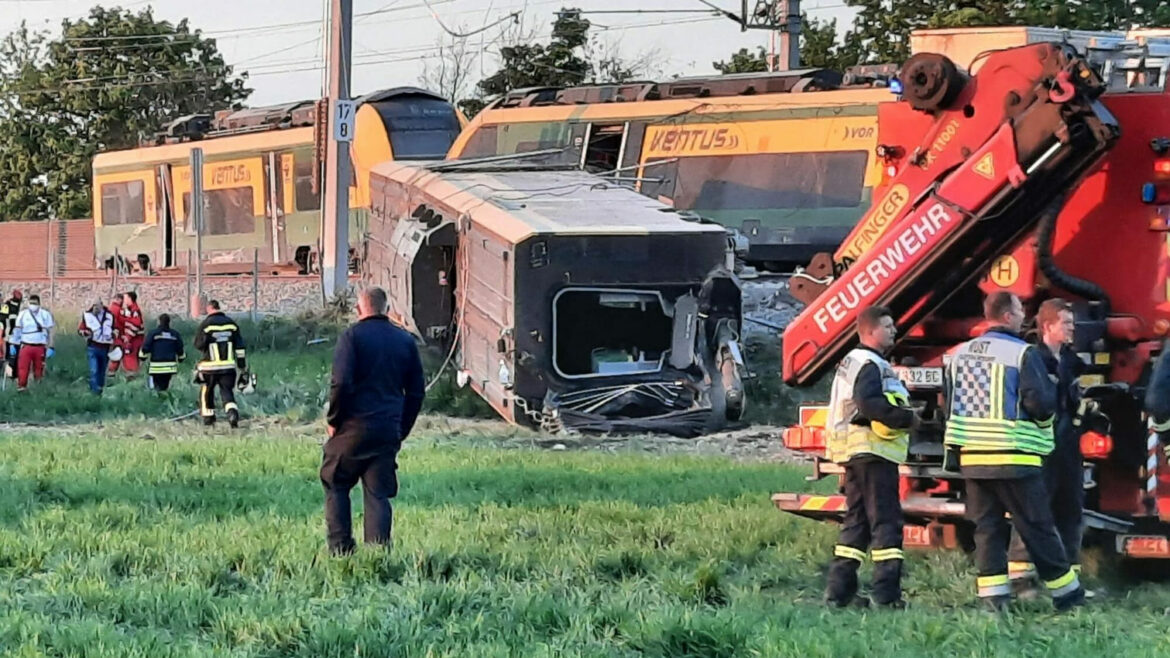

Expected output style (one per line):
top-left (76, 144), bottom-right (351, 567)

top-left (237, 370), bottom-right (257, 394)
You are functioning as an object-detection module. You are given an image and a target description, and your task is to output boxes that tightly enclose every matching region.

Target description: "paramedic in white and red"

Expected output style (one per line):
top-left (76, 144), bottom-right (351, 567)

top-left (14, 295), bottom-right (54, 391)
top-left (78, 299), bottom-right (116, 394)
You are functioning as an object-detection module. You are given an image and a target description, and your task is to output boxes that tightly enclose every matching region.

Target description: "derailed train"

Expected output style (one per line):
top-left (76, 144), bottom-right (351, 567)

top-left (364, 161), bottom-right (747, 436)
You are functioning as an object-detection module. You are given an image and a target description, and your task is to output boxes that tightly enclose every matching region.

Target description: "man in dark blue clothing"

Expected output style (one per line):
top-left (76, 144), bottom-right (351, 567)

top-left (322, 286), bottom-right (426, 556)
top-left (140, 314), bottom-right (185, 392)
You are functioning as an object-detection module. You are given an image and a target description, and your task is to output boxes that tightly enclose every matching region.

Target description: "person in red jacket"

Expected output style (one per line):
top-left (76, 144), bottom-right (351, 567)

top-left (107, 293), bottom-right (125, 374)
top-left (114, 291), bottom-right (145, 377)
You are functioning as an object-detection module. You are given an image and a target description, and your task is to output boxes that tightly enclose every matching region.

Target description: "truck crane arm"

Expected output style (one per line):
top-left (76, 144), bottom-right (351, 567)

top-left (781, 43), bottom-right (1120, 386)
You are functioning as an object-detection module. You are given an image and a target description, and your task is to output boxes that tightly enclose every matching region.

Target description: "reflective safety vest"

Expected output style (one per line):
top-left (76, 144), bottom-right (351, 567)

top-left (195, 312), bottom-right (246, 373)
top-left (826, 348), bottom-right (911, 464)
top-left (140, 327), bottom-right (185, 375)
top-left (943, 332), bottom-right (1054, 468)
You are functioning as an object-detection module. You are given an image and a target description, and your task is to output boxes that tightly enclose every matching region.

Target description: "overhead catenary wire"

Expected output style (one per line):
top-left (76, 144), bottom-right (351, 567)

top-left (418, 0), bottom-right (521, 39)
top-left (6, 10), bottom-right (729, 100)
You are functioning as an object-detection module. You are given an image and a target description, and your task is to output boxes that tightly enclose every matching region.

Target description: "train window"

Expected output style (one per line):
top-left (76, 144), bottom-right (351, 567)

top-left (294, 152), bottom-right (321, 211)
top-left (642, 151), bottom-right (869, 225)
top-left (583, 124), bottom-right (626, 174)
top-left (459, 125), bottom-right (498, 158)
top-left (456, 121), bottom-right (578, 164)
top-left (182, 187), bottom-right (255, 235)
top-left (101, 180), bottom-right (146, 226)
top-left (371, 94), bottom-right (462, 160)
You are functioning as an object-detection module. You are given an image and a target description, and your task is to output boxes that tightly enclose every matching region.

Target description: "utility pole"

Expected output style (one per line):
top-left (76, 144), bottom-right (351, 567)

top-left (191, 147), bottom-right (205, 306)
top-left (322, 0), bottom-right (354, 300)
top-left (739, 0), bottom-right (800, 70)
top-left (775, 0), bottom-right (800, 71)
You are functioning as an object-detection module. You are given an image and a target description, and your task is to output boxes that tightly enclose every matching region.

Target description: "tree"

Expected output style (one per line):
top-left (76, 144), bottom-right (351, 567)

top-left (713, 15), bottom-right (860, 74)
top-left (419, 29), bottom-right (480, 112)
top-left (0, 6), bottom-right (250, 221)
top-left (841, 0), bottom-right (1144, 65)
top-left (476, 9), bottom-right (592, 100)
top-left (712, 47), bottom-right (766, 74)
top-left (470, 8), bottom-right (663, 112)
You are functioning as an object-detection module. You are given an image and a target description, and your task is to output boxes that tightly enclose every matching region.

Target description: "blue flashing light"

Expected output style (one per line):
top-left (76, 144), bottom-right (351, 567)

top-left (1143, 182), bottom-right (1158, 204)
top-left (889, 78), bottom-right (904, 95)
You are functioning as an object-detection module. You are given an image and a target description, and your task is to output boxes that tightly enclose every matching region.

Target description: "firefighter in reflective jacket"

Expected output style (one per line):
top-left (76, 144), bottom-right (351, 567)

top-left (140, 313), bottom-right (185, 392)
top-left (194, 300), bottom-right (246, 427)
top-left (824, 305), bottom-right (919, 609)
top-left (1146, 340), bottom-right (1170, 450)
top-left (944, 292), bottom-right (1084, 612)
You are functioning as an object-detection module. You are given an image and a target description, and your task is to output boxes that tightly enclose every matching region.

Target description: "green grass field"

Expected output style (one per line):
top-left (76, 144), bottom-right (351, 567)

top-left (3, 424), bottom-right (1170, 658)
top-left (3, 313), bottom-right (1170, 656)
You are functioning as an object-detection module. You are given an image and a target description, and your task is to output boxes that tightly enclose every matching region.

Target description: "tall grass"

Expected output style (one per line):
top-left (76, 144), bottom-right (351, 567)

top-left (0, 311), bottom-right (492, 424)
top-left (2, 428), bottom-right (1169, 657)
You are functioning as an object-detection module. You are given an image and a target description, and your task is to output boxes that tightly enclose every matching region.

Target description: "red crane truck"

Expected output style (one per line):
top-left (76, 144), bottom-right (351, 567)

top-left (775, 30), bottom-right (1170, 561)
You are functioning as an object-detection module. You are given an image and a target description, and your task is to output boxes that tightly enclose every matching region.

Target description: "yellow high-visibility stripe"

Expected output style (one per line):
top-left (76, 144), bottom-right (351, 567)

top-left (977, 574), bottom-right (1009, 587)
top-left (960, 453), bottom-right (1043, 467)
top-left (225, 402), bottom-right (239, 412)
top-left (990, 364), bottom-right (1004, 420)
top-left (1045, 570), bottom-right (1077, 591)
top-left (834, 545), bottom-right (866, 562)
top-left (200, 385), bottom-right (212, 417)
top-left (198, 363), bottom-right (236, 372)
top-left (1152, 418), bottom-right (1170, 432)
top-left (871, 548), bottom-right (904, 562)
top-left (203, 324), bottom-right (238, 333)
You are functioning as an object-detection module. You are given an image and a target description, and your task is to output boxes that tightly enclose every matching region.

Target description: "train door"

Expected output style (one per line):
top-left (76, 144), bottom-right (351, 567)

top-left (156, 164), bottom-right (176, 268)
top-left (265, 152), bottom-right (283, 264)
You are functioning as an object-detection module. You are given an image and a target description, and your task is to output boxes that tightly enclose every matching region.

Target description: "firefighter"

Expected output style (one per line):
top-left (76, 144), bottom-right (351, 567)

top-left (140, 313), bottom-right (185, 392)
top-left (194, 300), bottom-right (247, 427)
top-left (1147, 337), bottom-right (1170, 437)
top-left (0, 289), bottom-right (22, 339)
top-left (1007, 298), bottom-right (1089, 593)
top-left (0, 290), bottom-right (21, 379)
top-left (823, 305), bottom-right (920, 609)
top-left (944, 291), bottom-right (1084, 612)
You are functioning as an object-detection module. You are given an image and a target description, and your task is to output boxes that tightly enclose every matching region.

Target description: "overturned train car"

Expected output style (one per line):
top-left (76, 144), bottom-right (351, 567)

top-left (365, 163), bottom-right (746, 436)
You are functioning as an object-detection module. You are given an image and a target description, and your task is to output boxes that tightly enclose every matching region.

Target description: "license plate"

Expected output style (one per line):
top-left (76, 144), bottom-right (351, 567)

top-left (1119, 535), bottom-right (1170, 558)
top-left (903, 525), bottom-right (936, 547)
top-left (895, 366), bottom-right (943, 389)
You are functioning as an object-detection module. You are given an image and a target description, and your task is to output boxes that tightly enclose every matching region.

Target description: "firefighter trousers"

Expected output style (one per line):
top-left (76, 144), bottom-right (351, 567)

top-left (966, 473), bottom-right (1082, 605)
top-left (826, 458), bottom-right (904, 605)
top-left (199, 370), bottom-right (237, 424)
top-left (1007, 454), bottom-right (1084, 579)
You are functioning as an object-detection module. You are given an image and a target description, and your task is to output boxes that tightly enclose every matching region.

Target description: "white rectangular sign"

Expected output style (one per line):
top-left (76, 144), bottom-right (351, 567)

top-left (334, 100), bottom-right (356, 142)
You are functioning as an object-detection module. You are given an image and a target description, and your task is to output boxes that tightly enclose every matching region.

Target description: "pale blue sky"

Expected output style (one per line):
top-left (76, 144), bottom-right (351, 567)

top-left (0, 0), bottom-right (856, 105)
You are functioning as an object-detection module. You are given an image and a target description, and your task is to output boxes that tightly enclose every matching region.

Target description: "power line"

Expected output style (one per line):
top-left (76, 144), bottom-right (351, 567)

top-left (59, 0), bottom-right (456, 43)
top-left (3, 10), bottom-right (730, 100)
top-left (418, 0), bottom-right (521, 38)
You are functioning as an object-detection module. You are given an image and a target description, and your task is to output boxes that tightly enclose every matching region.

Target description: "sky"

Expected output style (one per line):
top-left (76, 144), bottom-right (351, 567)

top-left (0, 0), bottom-right (857, 106)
